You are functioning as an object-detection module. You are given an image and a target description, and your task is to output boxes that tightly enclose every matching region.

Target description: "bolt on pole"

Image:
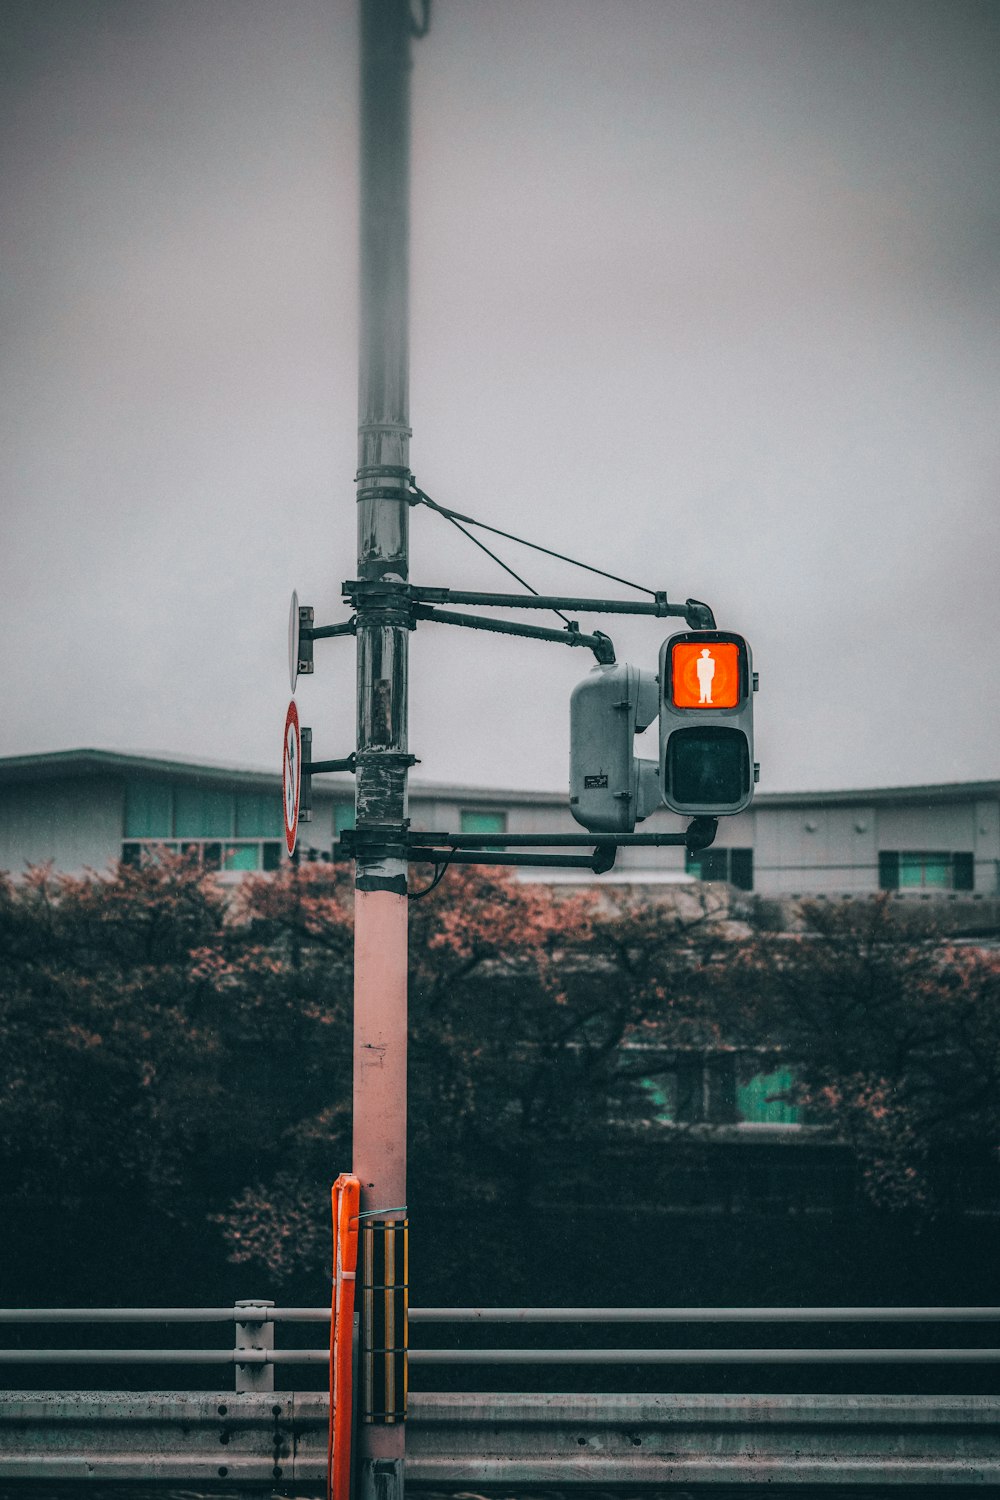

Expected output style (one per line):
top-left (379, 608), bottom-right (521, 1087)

top-left (354, 2), bottom-right (413, 1498)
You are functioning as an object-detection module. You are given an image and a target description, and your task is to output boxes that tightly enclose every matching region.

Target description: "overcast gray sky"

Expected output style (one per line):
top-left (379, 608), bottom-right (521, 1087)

top-left (2, 0), bottom-right (998, 795)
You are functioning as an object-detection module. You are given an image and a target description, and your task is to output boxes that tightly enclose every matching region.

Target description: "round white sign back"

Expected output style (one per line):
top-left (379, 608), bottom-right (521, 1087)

top-left (288, 590), bottom-right (300, 694)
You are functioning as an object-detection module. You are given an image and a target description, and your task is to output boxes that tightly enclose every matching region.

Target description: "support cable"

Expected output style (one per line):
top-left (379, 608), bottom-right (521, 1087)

top-left (435, 506), bottom-right (574, 627)
top-left (410, 485), bottom-right (657, 598)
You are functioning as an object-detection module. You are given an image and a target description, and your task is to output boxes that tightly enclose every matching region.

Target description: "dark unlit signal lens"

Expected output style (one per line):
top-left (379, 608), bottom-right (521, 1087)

top-left (667, 727), bottom-right (750, 808)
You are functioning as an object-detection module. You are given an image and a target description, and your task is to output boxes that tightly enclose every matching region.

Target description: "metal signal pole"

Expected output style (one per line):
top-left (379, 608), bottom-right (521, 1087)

top-left (354, 2), bottom-right (416, 1497)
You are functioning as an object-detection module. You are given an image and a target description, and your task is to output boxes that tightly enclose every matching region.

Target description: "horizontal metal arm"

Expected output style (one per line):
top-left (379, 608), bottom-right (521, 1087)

top-left (407, 819), bottom-right (716, 857)
top-left (345, 579), bottom-right (716, 628)
top-left (410, 586), bottom-right (715, 628)
top-left (340, 821), bottom-right (716, 866)
top-left (303, 754), bottom-right (357, 775)
top-left (408, 846), bottom-right (617, 873)
top-left (302, 618), bottom-right (356, 641)
top-left (409, 830), bottom-right (697, 849)
top-left (411, 603), bottom-right (615, 664)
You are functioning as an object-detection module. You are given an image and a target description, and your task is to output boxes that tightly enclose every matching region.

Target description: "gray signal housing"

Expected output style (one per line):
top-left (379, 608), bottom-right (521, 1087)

top-left (659, 630), bottom-right (757, 817)
top-left (569, 662), bottom-right (660, 833)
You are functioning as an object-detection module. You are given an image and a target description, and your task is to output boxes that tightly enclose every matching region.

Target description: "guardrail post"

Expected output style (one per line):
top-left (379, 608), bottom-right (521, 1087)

top-left (234, 1298), bottom-right (274, 1393)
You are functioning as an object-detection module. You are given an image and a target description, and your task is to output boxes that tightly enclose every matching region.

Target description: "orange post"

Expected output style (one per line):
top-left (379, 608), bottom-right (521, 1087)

top-left (327, 1173), bottom-right (361, 1500)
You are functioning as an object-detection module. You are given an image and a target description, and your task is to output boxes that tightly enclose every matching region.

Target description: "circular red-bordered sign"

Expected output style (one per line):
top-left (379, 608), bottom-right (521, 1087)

top-left (282, 699), bottom-right (301, 856)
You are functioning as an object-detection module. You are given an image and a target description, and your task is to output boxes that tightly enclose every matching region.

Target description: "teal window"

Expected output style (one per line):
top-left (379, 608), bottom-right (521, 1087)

top-left (879, 851), bottom-right (974, 892)
top-left (640, 1077), bottom-right (674, 1123)
top-left (174, 786), bottom-right (234, 839)
top-left (223, 843), bottom-right (261, 872)
top-left (640, 1059), bottom-right (800, 1126)
top-left (333, 802), bottom-right (355, 860)
top-left (124, 780), bottom-right (173, 838)
top-left (460, 810), bottom-right (506, 834)
top-left (334, 802), bottom-right (356, 834)
top-left (685, 847), bottom-right (753, 891)
top-left (125, 842), bottom-right (179, 864)
top-left (899, 851), bottom-right (950, 889)
top-left (737, 1065), bottom-right (800, 1124)
top-left (460, 809), bottom-right (506, 851)
top-left (686, 848), bottom-right (728, 882)
top-left (235, 791), bottom-right (283, 839)
top-left (639, 1057), bottom-right (736, 1125)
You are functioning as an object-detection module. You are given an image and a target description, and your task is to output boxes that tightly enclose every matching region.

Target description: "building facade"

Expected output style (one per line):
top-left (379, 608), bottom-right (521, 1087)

top-left (0, 748), bottom-right (998, 898)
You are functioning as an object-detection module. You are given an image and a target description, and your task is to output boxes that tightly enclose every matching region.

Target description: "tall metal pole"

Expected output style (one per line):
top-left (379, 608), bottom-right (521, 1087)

top-left (354, 2), bottom-right (412, 1498)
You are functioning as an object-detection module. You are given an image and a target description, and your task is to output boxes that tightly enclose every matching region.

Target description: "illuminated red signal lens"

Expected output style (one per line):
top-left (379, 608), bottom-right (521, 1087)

top-left (670, 640), bottom-right (741, 710)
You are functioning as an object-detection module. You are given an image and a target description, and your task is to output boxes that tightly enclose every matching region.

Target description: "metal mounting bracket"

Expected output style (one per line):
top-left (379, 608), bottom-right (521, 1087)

top-left (299, 732), bottom-right (356, 828)
top-left (411, 603), bottom-right (616, 665)
top-left (337, 820), bottom-right (717, 873)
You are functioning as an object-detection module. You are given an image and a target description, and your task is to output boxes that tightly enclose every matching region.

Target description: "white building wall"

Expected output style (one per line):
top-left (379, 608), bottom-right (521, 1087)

top-left (752, 806), bottom-right (811, 895)
top-left (820, 805), bottom-right (877, 894)
top-left (505, 802), bottom-right (576, 836)
top-left (751, 804), bottom-right (877, 895)
top-left (875, 801), bottom-right (976, 852)
top-left (0, 776), bottom-right (124, 877)
top-left (708, 809), bottom-right (755, 850)
top-left (974, 799), bottom-right (1000, 894)
top-left (612, 803), bottom-right (688, 874)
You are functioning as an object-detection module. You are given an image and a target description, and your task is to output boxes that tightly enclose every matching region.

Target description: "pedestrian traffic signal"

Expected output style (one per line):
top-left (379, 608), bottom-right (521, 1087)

top-left (570, 662), bottom-right (660, 833)
top-left (659, 631), bottom-right (756, 816)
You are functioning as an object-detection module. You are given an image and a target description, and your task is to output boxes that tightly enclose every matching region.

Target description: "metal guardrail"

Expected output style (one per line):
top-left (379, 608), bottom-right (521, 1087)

top-left (7, 1348), bottom-right (1000, 1367)
top-left (410, 1305), bottom-right (1000, 1321)
top-left (6, 1303), bottom-right (1000, 1320)
top-left (2, 1390), bottom-right (1000, 1488)
top-left (3, 1309), bottom-right (1000, 1489)
top-left (2, 1306), bottom-right (1000, 1380)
